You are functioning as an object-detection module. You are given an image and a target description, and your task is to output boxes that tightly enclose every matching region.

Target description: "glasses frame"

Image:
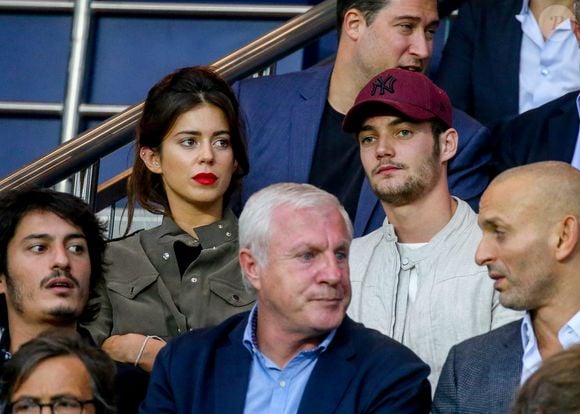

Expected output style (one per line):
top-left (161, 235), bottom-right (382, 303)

top-left (7, 397), bottom-right (95, 414)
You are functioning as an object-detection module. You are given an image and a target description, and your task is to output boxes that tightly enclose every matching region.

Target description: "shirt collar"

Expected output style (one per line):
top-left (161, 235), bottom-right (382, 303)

top-left (521, 310), bottom-right (580, 349)
top-left (520, 312), bottom-right (535, 351)
top-left (516, 0), bottom-right (530, 21)
top-left (0, 326), bottom-right (11, 362)
top-left (243, 305), bottom-right (337, 356)
top-left (516, 0), bottom-right (573, 30)
top-left (157, 208), bottom-right (238, 249)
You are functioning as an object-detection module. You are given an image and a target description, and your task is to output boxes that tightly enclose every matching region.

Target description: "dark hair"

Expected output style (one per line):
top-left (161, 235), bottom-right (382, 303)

top-left (0, 188), bottom-right (106, 324)
top-left (126, 65), bottom-right (249, 232)
top-left (336, 0), bottom-right (390, 31)
top-left (511, 346), bottom-right (580, 414)
top-left (0, 331), bottom-right (117, 414)
top-left (430, 118), bottom-right (449, 157)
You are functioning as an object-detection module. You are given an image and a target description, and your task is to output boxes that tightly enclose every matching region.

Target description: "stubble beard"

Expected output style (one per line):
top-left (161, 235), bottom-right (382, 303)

top-left (372, 150), bottom-right (441, 207)
top-left (4, 269), bottom-right (83, 324)
top-left (499, 260), bottom-right (556, 312)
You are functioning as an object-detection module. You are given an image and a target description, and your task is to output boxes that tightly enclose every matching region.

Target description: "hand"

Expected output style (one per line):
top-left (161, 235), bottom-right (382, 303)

top-left (102, 333), bottom-right (166, 372)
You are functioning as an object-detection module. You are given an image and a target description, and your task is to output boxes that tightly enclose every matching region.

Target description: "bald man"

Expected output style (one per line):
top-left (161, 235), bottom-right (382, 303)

top-left (433, 161), bottom-right (580, 413)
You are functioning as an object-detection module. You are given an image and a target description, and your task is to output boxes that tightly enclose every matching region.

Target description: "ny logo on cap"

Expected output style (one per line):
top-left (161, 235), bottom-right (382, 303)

top-left (370, 75), bottom-right (396, 96)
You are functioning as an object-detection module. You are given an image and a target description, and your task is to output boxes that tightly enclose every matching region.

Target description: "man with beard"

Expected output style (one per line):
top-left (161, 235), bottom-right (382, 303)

top-left (0, 188), bottom-right (105, 364)
top-left (343, 68), bottom-right (521, 388)
top-left (234, 0), bottom-right (491, 238)
top-left (0, 188), bottom-right (146, 413)
top-left (433, 162), bottom-right (580, 413)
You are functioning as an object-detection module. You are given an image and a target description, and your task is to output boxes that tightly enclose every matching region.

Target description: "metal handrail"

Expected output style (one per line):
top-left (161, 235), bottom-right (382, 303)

top-left (0, 0), bottom-right (337, 208)
top-left (0, 1), bottom-right (311, 18)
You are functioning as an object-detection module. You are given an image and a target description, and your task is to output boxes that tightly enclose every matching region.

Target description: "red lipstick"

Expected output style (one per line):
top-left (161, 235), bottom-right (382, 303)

top-left (193, 172), bottom-right (218, 185)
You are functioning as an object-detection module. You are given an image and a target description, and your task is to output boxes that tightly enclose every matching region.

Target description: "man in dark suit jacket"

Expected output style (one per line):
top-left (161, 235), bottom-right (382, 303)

top-left (434, 0), bottom-right (580, 128)
top-left (433, 162), bottom-right (580, 413)
top-left (140, 183), bottom-right (431, 414)
top-left (434, 0), bottom-right (522, 127)
top-left (491, 90), bottom-right (580, 177)
top-left (234, 0), bottom-right (491, 237)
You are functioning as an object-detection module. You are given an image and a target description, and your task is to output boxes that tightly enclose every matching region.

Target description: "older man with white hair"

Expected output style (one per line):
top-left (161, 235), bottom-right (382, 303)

top-left (141, 183), bottom-right (431, 414)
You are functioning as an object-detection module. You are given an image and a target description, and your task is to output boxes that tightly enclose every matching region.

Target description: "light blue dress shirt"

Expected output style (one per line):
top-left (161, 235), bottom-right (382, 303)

top-left (520, 310), bottom-right (580, 384)
top-left (570, 93), bottom-right (580, 170)
top-left (516, 0), bottom-right (580, 113)
top-left (242, 305), bottom-right (336, 414)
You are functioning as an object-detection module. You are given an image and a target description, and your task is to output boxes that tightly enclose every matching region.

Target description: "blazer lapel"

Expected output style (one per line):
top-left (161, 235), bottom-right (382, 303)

top-left (543, 93), bottom-right (579, 162)
top-left (288, 65), bottom-right (333, 183)
top-left (297, 320), bottom-right (357, 414)
top-left (492, 0), bottom-right (522, 115)
top-left (490, 322), bottom-right (523, 413)
top-left (214, 320), bottom-right (252, 414)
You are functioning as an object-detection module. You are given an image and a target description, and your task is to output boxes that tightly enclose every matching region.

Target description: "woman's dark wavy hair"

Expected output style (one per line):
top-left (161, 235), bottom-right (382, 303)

top-left (0, 331), bottom-right (117, 414)
top-left (0, 188), bottom-right (106, 325)
top-left (126, 66), bottom-right (249, 233)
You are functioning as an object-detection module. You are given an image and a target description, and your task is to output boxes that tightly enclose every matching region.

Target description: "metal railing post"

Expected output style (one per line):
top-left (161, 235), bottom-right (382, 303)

top-left (56, 0), bottom-right (94, 199)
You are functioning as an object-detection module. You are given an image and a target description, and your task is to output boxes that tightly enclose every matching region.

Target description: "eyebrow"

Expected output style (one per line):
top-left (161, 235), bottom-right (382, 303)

top-left (22, 233), bottom-right (87, 242)
top-left (15, 393), bottom-right (84, 402)
top-left (174, 130), bottom-right (231, 137)
top-left (359, 117), bottom-right (417, 133)
top-left (479, 217), bottom-right (508, 229)
top-left (393, 15), bottom-right (440, 26)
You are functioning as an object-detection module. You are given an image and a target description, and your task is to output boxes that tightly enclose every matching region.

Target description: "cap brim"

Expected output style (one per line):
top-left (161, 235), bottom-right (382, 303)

top-left (343, 100), bottom-right (445, 133)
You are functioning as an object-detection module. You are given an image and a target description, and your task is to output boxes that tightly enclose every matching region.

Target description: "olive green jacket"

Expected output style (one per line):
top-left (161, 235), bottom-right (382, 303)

top-left (86, 210), bottom-right (255, 345)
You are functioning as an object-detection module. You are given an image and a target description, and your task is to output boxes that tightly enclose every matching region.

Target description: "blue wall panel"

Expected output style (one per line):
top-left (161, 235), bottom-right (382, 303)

top-left (0, 1), bottom-right (327, 184)
top-left (0, 14), bottom-right (70, 101)
top-left (0, 117), bottom-right (61, 177)
top-left (88, 16), bottom-right (301, 104)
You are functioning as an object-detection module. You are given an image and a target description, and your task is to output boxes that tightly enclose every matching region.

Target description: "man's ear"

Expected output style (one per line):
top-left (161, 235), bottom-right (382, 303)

top-left (554, 215), bottom-right (579, 262)
top-left (439, 128), bottom-right (458, 163)
top-left (140, 147), bottom-right (162, 174)
top-left (343, 8), bottom-right (366, 42)
top-left (239, 248), bottom-right (261, 291)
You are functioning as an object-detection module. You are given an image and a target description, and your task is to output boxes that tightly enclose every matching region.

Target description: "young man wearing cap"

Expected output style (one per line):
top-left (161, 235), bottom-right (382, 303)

top-left (344, 68), bottom-right (521, 388)
top-left (233, 0), bottom-right (491, 238)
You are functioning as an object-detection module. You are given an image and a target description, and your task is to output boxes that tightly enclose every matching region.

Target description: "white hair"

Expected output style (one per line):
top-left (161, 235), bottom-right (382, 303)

top-left (238, 183), bottom-right (353, 289)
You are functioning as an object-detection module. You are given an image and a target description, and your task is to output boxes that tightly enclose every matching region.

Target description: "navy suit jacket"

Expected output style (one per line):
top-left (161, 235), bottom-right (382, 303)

top-left (140, 312), bottom-right (431, 414)
top-left (491, 91), bottom-right (580, 177)
top-left (433, 320), bottom-right (523, 414)
top-left (234, 64), bottom-right (491, 237)
top-left (434, 0), bottom-right (522, 127)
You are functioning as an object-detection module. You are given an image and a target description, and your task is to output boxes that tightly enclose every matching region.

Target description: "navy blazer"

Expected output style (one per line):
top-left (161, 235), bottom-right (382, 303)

top-left (234, 64), bottom-right (491, 237)
top-left (434, 0), bottom-right (522, 127)
top-left (140, 312), bottom-right (431, 414)
top-left (491, 91), bottom-right (580, 177)
top-left (433, 320), bottom-right (523, 414)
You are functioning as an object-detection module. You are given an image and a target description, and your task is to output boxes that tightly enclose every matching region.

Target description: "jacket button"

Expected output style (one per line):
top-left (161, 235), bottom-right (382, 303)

top-left (162, 252), bottom-right (170, 260)
top-left (191, 277), bottom-right (198, 283)
top-left (232, 294), bottom-right (240, 302)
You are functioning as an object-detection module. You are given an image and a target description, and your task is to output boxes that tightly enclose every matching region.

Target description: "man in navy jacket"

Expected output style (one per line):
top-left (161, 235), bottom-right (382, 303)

top-left (234, 0), bottom-right (491, 237)
top-left (141, 183), bottom-right (431, 414)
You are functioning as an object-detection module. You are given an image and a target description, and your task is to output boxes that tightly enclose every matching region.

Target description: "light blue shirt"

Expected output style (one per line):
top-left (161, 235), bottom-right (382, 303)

top-left (520, 310), bottom-right (580, 384)
top-left (570, 93), bottom-right (580, 170)
top-left (242, 305), bottom-right (336, 414)
top-left (516, 0), bottom-right (580, 114)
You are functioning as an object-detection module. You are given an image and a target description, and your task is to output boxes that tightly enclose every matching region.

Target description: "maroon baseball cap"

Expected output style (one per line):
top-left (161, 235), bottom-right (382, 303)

top-left (343, 68), bottom-right (453, 133)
